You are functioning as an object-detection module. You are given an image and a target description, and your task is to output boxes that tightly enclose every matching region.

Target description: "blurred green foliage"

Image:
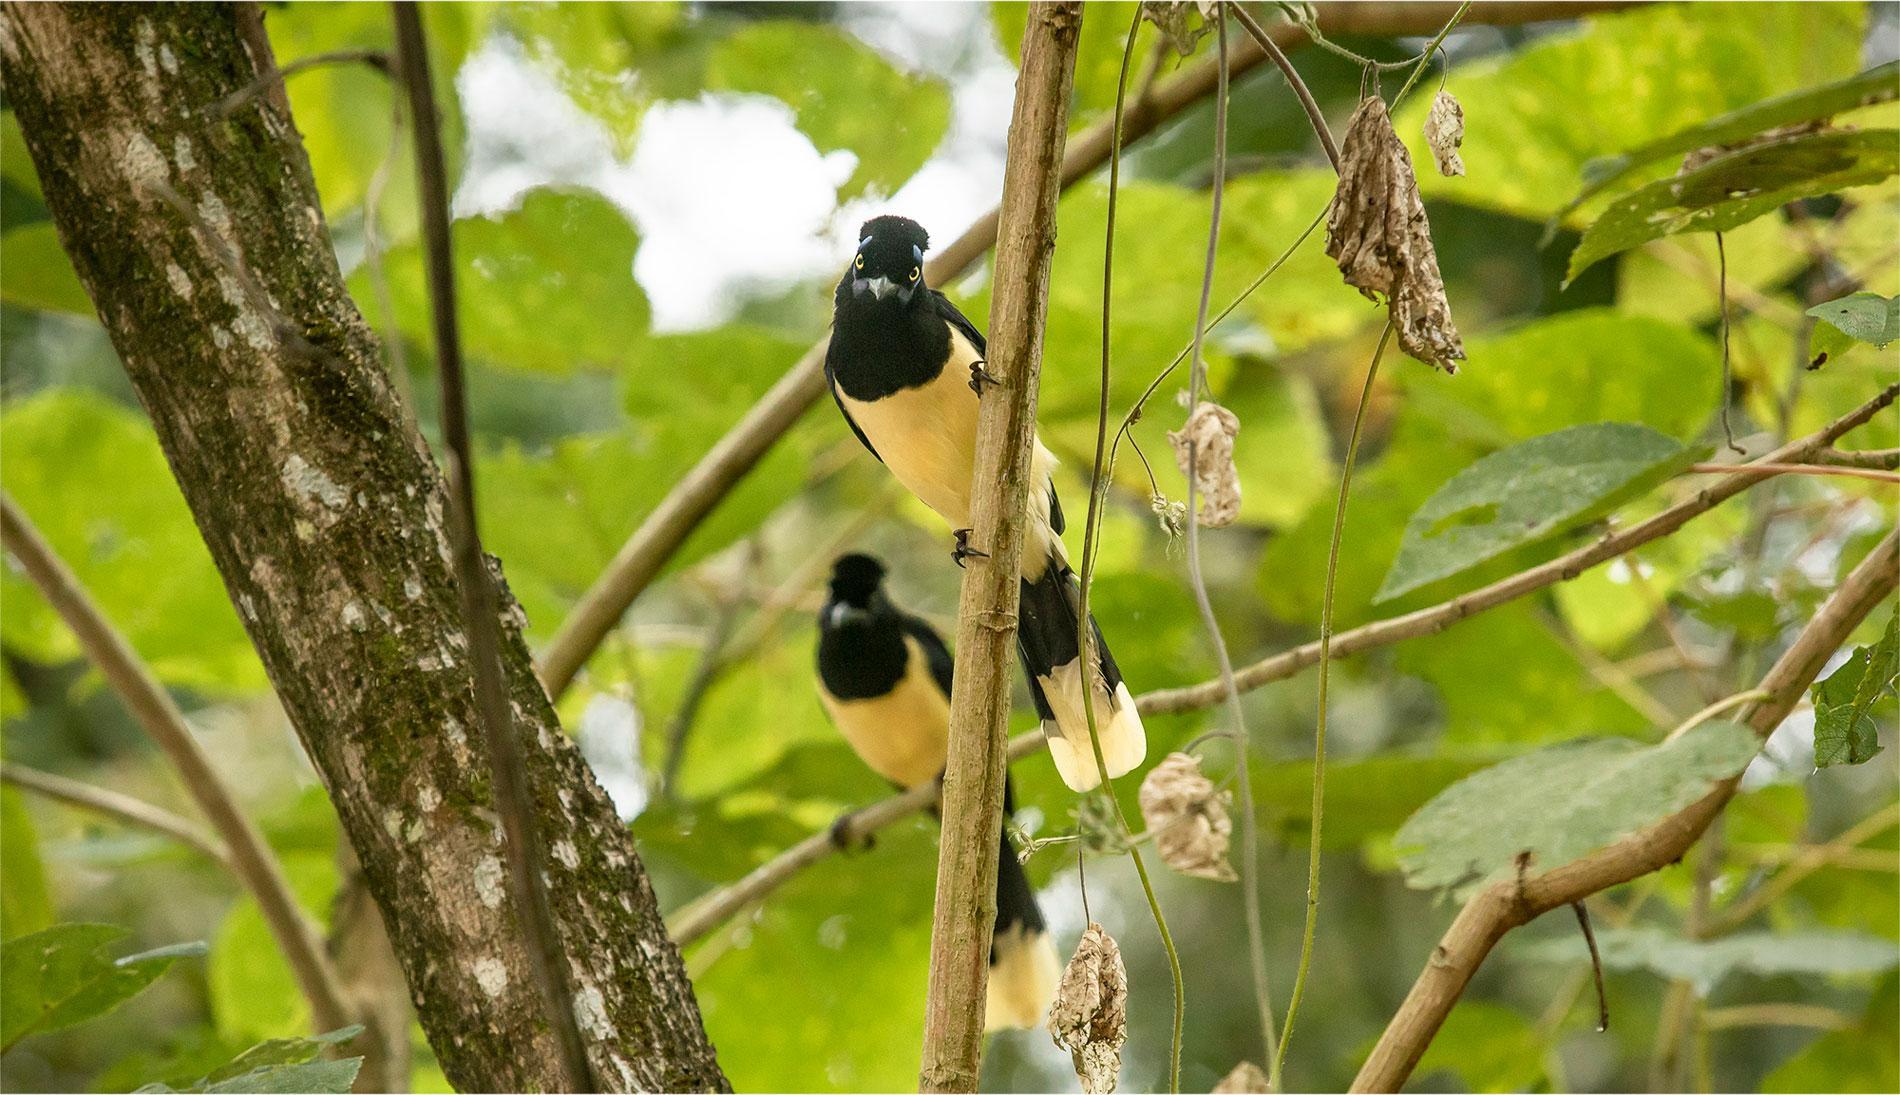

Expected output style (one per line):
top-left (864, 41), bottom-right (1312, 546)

top-left (2, 3), bottom-right (1895, 1093)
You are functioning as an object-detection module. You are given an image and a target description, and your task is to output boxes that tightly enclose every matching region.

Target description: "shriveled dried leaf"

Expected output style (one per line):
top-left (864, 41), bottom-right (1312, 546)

top-left (1139, 752), bottom-right (1238, 881)
top-left (1424, 90), bottom-right (1465, 177)
top-left (1212, 1060), bottom-right (1271, 1093)
top-left (1140, 1), bottom-right (1216, 56)
top-left (1326, 94), bottom-right (1466, 372)
top-left (1679, 119), bottom-right (1828, 174)
top-left (1049, 924), bottom-right (1129, 1094)
top-left (1168, 402), bottom-right (1242, 528)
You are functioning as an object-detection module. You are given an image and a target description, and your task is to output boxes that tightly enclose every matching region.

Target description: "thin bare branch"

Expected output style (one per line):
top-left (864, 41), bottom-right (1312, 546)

top-left (389, 6), bottom-right (592, 1089)
top-left (1351, 527), bottom-right (1899, 1093)
top-left (1, 761), bottom-right (232, 869)
top-left (1230, 3), bottom-right (1339, 169)
top-left (0, 494), bottom-right (354, 1038)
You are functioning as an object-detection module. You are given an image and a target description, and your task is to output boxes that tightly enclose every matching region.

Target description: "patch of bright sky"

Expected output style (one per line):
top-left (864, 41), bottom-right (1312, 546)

top-left (455, 2), bottom-right (1016, 331)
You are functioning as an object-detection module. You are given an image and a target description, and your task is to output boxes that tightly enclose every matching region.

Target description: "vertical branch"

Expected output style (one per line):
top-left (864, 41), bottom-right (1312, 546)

top-left (0, 495), bottom-right (354, 1038)
top-left (388, 6), bottom-right (594, 1091)
top-left (918, 3), bottom-right (1081, 1090)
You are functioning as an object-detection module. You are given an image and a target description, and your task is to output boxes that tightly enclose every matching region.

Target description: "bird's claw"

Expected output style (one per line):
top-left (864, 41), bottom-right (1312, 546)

top-left (951, 528), bottom-right (990, 568)
top-left (829, 812), bottom-right (874, 852)
top-left (968, 359), bottom-right (1001, 396)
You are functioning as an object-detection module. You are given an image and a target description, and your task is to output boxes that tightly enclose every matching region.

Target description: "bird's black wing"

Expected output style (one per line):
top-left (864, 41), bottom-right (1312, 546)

top-left (930, 290), bottom-right (987, 358)
top-left (825, 362), bottom-right (883, 464)
top-left (900, 614), bottom-right (955, 701)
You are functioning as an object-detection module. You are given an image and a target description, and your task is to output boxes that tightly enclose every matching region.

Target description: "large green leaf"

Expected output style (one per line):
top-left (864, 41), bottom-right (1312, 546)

top-left (1551, 60), bottom-right (1900, 227)
top-left (1807, 291), bottom-right (1900, 349)
top-left (356, 187), bottom-right (648, 373)
top-left (1394, 720), bottom-right (1759, 896)
top-left (1566, 128), bottom-right (1900, 283)
top-left (1764, 974), bottom-right (1898, 1094)
top-left (1396, 1), bottom-right (1866, 218)
top-left (139, 1026), bottom-right (367, 1094)
top-left (706, 23), bottom-right (950, 200)
top-left (502, 2), bottom-right (693, 157)
top-left (1, 787), bottom-right (54, 941)
top-left (0, 390), bottom-right (264, 693)
top-left (1810, 612), bottom-right (1897, 768)
top-left (1520, 925), bottom-right (1900, 994)
top-left (2, 924), bottom-right (205, 1051)
top-left (1377, 423), bottom-right (1695, 602)
top-left (0, 222), bottom-right (92, 314)
top-left (207, 853), bottom-right (337, 1044)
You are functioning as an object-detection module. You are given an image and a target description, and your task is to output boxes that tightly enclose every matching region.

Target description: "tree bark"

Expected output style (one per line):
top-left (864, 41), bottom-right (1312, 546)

top-left (0, 4), bottom-right (727, 1091)
top-left (917, 4), bottom-right (1080, 1092)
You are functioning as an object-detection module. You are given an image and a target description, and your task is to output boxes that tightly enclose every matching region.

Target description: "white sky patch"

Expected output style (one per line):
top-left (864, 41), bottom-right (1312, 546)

top-left (450, 3), bottom-right (1017, 332)
top-left (577, 692), bottom-right (647, 822)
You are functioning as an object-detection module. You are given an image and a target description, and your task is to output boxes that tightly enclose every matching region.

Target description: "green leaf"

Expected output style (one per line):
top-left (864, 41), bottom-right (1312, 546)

top-left (1, 787), bottom-right (54, 940)
top-left (1394, 720), bottom-right (1759, 896)
top-left (208, 853), bottom-right (337, 1043)
top-left (3, 108), bottom-right (45, 201)
top-left (1412, 1001), bottom-right (1547, 1093)
top-left (502, 2), bottom-right (692, 157)
top-left (1566, 128), bottom-right (1900, 283)
top-left (1377, 423), bottom-right (1695, 602)
top-left (0, 390), bottom-right (265, 694)
top-left (203, 1059), bottom-right (363, 1094)
top-left (0, 222), bottom-right (93, 314)
top-left (2, 924), bottom-right (205, 1052)
top-left (1810, 612), bottom-right (1897, 768)
top-left (1765, 973), bottom-right (1898, 1094)
top-left (1520, 925), bottom-right (1900, 994)
top-left (356, 187), bottom-right (648, 373)
top-left (1807, 292), bottom-right (1900, 349)
top-left (1551, 60), bottom-right (1900, 227)
top-left (202, 1025), bottom-right (364, 1084)
top-left (705, 23), bottom-right (950, 200)
top-left (1396, 1), bottom-right (1866, 218)
top-left (133, 1027), bottom-right (365, 1094)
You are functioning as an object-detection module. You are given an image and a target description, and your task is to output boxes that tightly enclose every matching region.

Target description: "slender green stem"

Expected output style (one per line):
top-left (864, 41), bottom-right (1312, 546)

top-left (1074, 8), bottom-right (1185, 1090)
top-left (1392, 1), bottom-right (1471, 107)
top-left (1275, 321), bottom-right (1394, 1077)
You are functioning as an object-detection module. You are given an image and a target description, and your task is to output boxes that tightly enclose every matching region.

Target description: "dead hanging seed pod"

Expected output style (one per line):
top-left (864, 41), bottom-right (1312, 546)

top-left (1138, 752), bottom-right (1238, 882)
top-left (1048, 923), bottom-right (1128, 1095)
top-left (1168, 402), bottom-right (1242, 528)
top-left (1212, 1060), bottom-right (1271, 1093)
top-left (1326, 94), bottom-right (1467, 373)
top-left (1140, 0), bottom-right (1216, 56)
top-left (1424, 90), bottom-right (1465, 177)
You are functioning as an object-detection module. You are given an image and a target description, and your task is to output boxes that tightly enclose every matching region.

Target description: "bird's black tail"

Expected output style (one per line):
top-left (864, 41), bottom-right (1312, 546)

top-left (987, 786), bottom-right (1056, 1031)
top-left (1016, 562), bottom-right (1147, 792)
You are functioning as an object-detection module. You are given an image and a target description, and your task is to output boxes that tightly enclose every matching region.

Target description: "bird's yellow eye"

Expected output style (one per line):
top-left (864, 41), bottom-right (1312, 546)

top-left (855, 255), bottom-right (865, 270)
top-left (910, 266), bottom-right (921, 281)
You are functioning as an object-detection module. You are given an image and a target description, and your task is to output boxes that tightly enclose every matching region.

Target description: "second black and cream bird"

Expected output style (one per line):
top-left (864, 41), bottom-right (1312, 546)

top-left (815, 554), bottom-right (1057, 1030)
top-left (825, 214), bottom-right (1145, 791)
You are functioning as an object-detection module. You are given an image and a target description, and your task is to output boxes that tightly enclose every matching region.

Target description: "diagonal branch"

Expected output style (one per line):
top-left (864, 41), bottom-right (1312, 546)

top-left (533, 1), bottom-right (1639, 702)
top-left (664, 384), bottom-right (1895, 951)
top-left (0, 494), bottom-right (354, 1038)
top-left (1, 760), bottom-right (233, 870)
top-left (1351, 526), bottom-right (1899, 1093)
top-left (919, 5), bottom-right (1080, 1090)
top-left (389, 5), bottom-right (593, 1089)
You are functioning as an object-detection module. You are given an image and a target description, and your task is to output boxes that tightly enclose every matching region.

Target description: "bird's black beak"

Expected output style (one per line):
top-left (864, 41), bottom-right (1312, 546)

top-left (826, 601), bottom-right (872, 628)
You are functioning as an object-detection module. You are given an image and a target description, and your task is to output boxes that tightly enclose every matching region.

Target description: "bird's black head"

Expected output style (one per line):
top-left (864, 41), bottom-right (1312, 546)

top-left (845, 215), bottom-right (931, 307)
top-left (827, 552), bottom-right (887, 608)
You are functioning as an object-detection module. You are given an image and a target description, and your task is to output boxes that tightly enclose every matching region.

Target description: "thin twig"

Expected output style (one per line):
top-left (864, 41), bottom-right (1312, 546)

top-left (1230, 4), bottom-right (1339, 169)
top-left (1661, 688), bottom-right (1771, 743)
top-left (1571, 901), bottom-right (1609, 1032)
top-left (662, 387), bottom-right (1899, 951)
top-left (1705, 801), bottom-right (1900, 936)
top-left (214, 48), bottom-right (390, 119)
top-left (1278, 322), bottom-right (1393, 1079)
top-left (1716, 231), bottom-right (1745, 455)
top-left (1, 761), bottom-right (233, 869)
top-left (1687, 461), bottom-right (1900, 484)
top-left (1816, 447), bottom-right (1900, 470)
top-left (1074, 8), bottom-right (1190, 1089)
top-left (389, 7), bottom-right (594, 1090)
top-left (0, 495), bottom-right (354, 1038)
top-left (1351, 528), bottom-right (1899, 1092)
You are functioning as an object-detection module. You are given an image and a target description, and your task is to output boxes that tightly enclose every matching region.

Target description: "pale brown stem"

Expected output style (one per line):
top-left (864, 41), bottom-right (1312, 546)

top-left (532, 1), bottom-right (1637, 702)
top-left (1350, 528), bottom-right (1899, 1093)
top-left (0, 760), bottom-right (233, 870)
top-left (1704, 802), bottom-right (1900, 935)
top-left (0, 495), bottom-right (355, 1038)
top-left (1687, 461), bottom-right (1900, 484)
top-left (1816, 447), bottom-right (1900, 470)
top-left (918, 5), bottom-right (1080, 1090)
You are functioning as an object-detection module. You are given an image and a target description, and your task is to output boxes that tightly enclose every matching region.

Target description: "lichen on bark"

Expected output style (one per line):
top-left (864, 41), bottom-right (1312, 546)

top-left (0, 4), bottom-right (727, 1090)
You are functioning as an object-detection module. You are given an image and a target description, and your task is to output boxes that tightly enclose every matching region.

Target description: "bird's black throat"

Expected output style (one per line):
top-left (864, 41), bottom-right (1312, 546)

top-left (828, 282), bottom-right (952, 402)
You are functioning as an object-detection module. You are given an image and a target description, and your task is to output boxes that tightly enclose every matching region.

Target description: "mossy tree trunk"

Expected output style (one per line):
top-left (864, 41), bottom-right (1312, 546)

top-left (0, 4), bottom-right (727, 1090)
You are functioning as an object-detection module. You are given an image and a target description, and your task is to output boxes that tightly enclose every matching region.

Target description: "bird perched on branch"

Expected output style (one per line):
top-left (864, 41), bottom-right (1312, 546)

top-left (825, 214), bottom-right (1146, 792)
top-left (816, 553), bottom-right (1057, 1030)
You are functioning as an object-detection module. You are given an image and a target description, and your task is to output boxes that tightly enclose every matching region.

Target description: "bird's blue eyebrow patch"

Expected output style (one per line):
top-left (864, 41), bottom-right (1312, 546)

top-left (859, 235), bottom-right (874, 250)
top-left (912, 244), bottom-right (924, 264)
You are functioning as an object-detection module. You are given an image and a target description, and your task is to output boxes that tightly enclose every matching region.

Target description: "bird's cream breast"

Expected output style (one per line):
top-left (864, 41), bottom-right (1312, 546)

top-left (836, 337), bottom-right (984, 527)
top-left (819, 635), bottom-right (951, 789)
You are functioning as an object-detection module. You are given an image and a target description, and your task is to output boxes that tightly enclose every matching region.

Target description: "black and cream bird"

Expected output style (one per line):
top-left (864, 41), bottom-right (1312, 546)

top-left (825, 214), bottom-right (1145, 792)
top-left (815, 553), bottom-right (1057, 1031)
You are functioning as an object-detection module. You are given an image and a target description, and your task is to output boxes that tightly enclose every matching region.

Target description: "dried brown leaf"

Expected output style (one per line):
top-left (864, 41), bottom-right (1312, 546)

top-left (1138, 752), bottom-right (1238, 882)
top-left (1424, 90), bottom-right (1465, 177)
top-left (1679, 119), bottom-right (1829, 174)
top-left (1140, 1), bottom-right (1215, 56)
top-left (1168, 402), bottom-right (1242, 528)
top-left (1326, 94), bottom-right (1466, 372)
top-left (1212, 1060), bottom-right (1271, 1093)
top-left (1048, 923), bottom-right (1128, 1095)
